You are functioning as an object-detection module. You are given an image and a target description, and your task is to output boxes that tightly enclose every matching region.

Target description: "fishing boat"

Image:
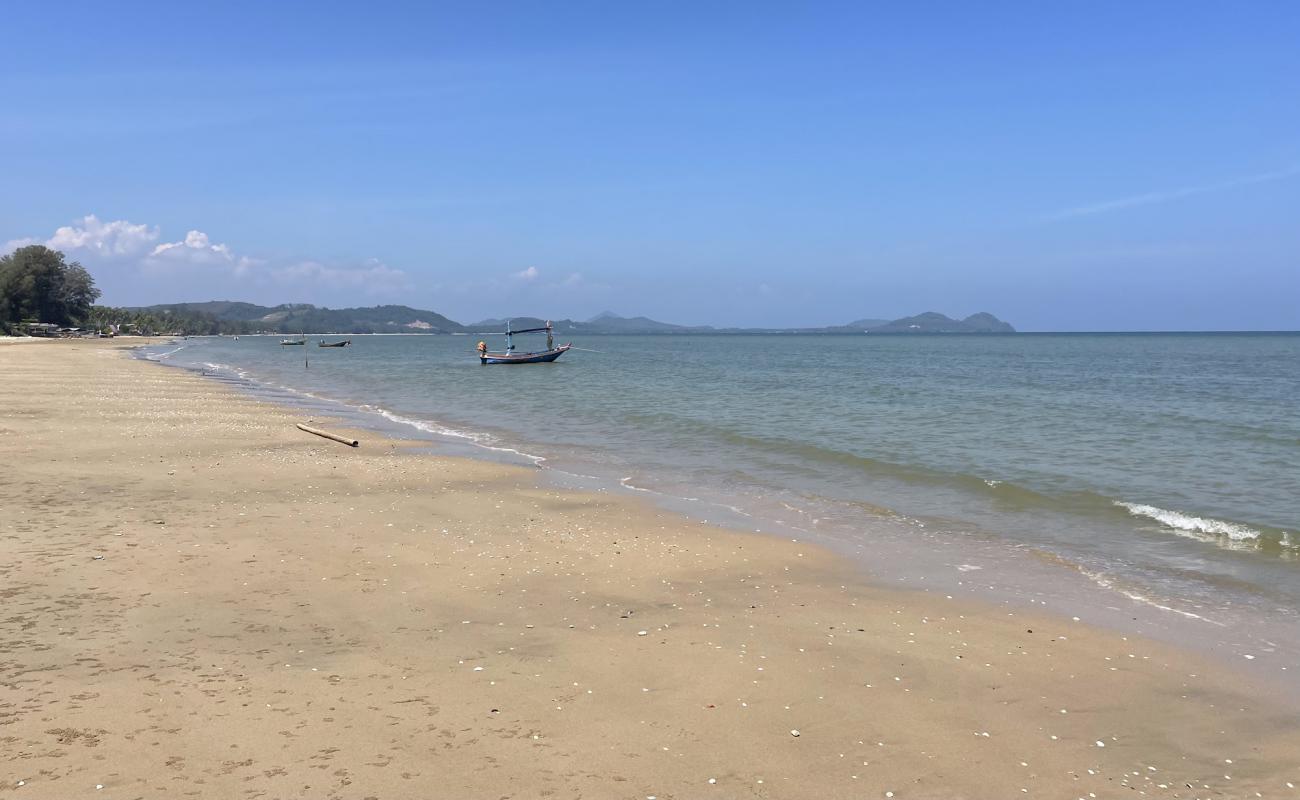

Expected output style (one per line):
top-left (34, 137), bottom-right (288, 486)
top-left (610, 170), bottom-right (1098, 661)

top-left (280, 335), bottom-right (306, 346)
top-left (477, 320), bottom-right (570, 364)
top-left (318, 338), bottom-right (351, 348)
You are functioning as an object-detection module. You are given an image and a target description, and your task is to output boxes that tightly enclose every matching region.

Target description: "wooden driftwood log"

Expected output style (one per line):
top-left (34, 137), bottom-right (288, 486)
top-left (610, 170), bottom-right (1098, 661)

top-left (295, 423), bottom-right (359, 447)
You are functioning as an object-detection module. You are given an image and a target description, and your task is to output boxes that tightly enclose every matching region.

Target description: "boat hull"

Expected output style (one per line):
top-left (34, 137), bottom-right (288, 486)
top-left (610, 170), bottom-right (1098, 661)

top-left (480, 344), bottom-right (570, 364)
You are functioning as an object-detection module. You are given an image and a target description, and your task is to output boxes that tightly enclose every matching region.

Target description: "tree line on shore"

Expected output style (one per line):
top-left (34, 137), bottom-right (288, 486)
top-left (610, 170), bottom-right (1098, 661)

top-left (0, 245), bottom-right (256, 336)
top-left (0, 245), bottom-right (100, 332)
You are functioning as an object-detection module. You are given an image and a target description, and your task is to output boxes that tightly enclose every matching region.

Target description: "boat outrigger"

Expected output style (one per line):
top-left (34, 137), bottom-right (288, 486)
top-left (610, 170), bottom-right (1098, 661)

top-left (477, 320), bottom-right (570, 364)
top-left (318, 338), bottom-right (351, 348)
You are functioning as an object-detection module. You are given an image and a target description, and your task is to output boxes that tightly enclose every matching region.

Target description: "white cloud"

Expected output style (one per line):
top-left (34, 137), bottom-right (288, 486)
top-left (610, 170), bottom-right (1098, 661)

top-left (562, 272), bottom-right (583, 286)
top-left (513, 266), bottom-right (539, 281)
top-left (7, 215), bottom-right (254, 273)
top-left (147, 229), bottom-right (257, 273)
top-left (151, 230), bottom-right (229, 259)
top-left (6, 214), bottom-right (408, 303)
top-left (4, 214), bottom-right (159, 257)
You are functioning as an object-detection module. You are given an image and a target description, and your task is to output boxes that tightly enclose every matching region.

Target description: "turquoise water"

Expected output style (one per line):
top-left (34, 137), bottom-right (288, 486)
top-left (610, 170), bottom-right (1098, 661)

top-left (145, 332), bottom-right (1300, 636)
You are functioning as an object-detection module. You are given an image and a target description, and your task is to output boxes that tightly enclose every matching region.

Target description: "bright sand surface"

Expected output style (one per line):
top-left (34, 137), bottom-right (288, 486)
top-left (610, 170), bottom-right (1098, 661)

top-left (2, 340), bottom-right (1298, 799)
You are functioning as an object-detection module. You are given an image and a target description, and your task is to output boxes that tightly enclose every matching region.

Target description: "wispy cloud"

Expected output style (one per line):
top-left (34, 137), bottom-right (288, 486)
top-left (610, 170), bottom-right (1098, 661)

top-left (1048, 164), bottom-right (1300, 221)
top-left (272, 258), bottom-right (408, 293)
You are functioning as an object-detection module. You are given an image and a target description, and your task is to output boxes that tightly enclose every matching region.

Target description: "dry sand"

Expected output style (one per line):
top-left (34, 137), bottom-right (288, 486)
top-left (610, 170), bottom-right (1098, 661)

top-left (2, 339), bottom-right (1298, 799)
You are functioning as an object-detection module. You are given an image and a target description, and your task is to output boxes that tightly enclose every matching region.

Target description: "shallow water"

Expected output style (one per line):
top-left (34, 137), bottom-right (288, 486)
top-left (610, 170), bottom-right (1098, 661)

top-left (143, 332), bottom-right (1300, 656)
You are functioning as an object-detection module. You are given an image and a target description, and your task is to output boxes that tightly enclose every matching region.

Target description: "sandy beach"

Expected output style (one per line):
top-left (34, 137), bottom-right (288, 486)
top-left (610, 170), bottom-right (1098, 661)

top-left (2, 339), bottom-right (1297, 799)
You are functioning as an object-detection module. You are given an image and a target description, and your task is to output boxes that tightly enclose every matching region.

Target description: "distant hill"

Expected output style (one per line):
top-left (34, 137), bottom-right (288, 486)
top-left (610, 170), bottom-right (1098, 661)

top-left (846, 317), bottom-right (890, 329)
top-left (139, 301), bottom-right (283, 321)
top-left (869, 312), bottom-right (1015, 333)
top-left (467, 316), bottom-right (559, 332)
top-left (128, 302), bottom-right (1015, 335)
top-left (822, 317), bottom-right (891, 332)
top-left (573, 313), bottom-right (711, 334)
top-left (465, 312), bottom-right (711, 334)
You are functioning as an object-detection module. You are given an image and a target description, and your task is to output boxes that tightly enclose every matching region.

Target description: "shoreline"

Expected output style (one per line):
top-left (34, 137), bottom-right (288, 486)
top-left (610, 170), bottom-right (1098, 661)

top-left (142, 336), bottom-right (1300, 682)
top-left (3, 339), bottom-right (1298, 798)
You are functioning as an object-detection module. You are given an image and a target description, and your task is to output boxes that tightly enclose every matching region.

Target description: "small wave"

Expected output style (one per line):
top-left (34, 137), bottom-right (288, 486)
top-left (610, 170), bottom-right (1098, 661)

top-left (616, 477), bottom-right (770, 526)
top-left (201, 362), bottom-right (250, 379)
top-left (619, 476), bottom-right (700, 503)
top-left (1028, 547), bottom-right (1229, 625)
top-left (1115, 502), bottom-right (1262, 542)
top-left (620, 476), bottom-right (654, 493)
top-left (143, 344), bottom-right (187, 361)
top-left (373, 407), bottom-right (493, 445)
top-left (373, 407), bottom-right (547, 466)
top-left (1079, 568), bottom-right (1226, 626)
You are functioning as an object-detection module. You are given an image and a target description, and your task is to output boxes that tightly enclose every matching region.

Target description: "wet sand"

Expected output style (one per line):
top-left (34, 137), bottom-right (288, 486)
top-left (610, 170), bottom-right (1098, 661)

top-left (2, 339), bottom-right (1298, 799)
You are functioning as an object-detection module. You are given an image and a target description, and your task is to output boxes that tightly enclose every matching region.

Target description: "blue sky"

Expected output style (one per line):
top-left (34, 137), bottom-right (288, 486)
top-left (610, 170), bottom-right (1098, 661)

top-left (2, 1), bottom-right (1297, 330)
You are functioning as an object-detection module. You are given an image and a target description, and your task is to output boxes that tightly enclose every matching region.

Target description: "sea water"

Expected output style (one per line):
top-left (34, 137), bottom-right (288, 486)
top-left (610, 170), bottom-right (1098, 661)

top-left (143, 332), bottom-right (1300, 664)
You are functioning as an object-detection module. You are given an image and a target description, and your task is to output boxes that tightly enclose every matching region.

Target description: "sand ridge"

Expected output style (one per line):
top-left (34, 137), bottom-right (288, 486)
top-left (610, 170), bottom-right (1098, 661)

top-left (1, 340), bottom-right (1298, 798)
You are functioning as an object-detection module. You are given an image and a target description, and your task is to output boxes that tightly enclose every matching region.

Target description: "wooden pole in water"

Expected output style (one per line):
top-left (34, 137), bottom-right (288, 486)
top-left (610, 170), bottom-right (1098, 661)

top-left (296, 423), bottom-right (358, 447)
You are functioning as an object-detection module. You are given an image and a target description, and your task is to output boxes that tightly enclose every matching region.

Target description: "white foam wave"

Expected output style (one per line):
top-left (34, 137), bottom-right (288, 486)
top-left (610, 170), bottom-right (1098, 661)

top-left (374, 408), bottom-right (547, 466)
top-left (273, 384), bottom-right (325, 401)
top-left (619, 476), bottom-right (699, 502)
top-left (201, 361), bottom-right (250, 379)
top-left (617, 477), bottom-right (759, 522)
top-left (1115, 502), bottom-right (1261, 542)
top-left (144, 344), bottom-right (187, 361)
top-left (1079, 568), bottom-right (1226, 626)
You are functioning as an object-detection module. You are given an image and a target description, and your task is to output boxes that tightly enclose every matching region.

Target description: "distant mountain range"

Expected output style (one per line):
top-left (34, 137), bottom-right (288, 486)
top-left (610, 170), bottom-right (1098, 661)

top-left (133, 302), bottom-right (464, 334)
top-left (129, 302), bottom-right (1015, 335)
top-left (466, 312), bottom-right (713, 334)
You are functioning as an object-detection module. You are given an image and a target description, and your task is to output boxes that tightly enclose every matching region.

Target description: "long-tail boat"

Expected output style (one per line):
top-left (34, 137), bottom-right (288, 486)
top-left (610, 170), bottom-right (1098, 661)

top-left (318, 338), bottom-right (351, 347)
top-left (477, 320), bottom-right (570, 364)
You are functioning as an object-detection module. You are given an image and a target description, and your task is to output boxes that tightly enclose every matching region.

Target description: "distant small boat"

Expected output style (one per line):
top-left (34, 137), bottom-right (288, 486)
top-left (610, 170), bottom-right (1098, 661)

top-left (280, 337), bottom-right (306, 346)
top-left (477, 321), bottom-right (570, 364)
top-left (318, 339), bottom-right (351, 348)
